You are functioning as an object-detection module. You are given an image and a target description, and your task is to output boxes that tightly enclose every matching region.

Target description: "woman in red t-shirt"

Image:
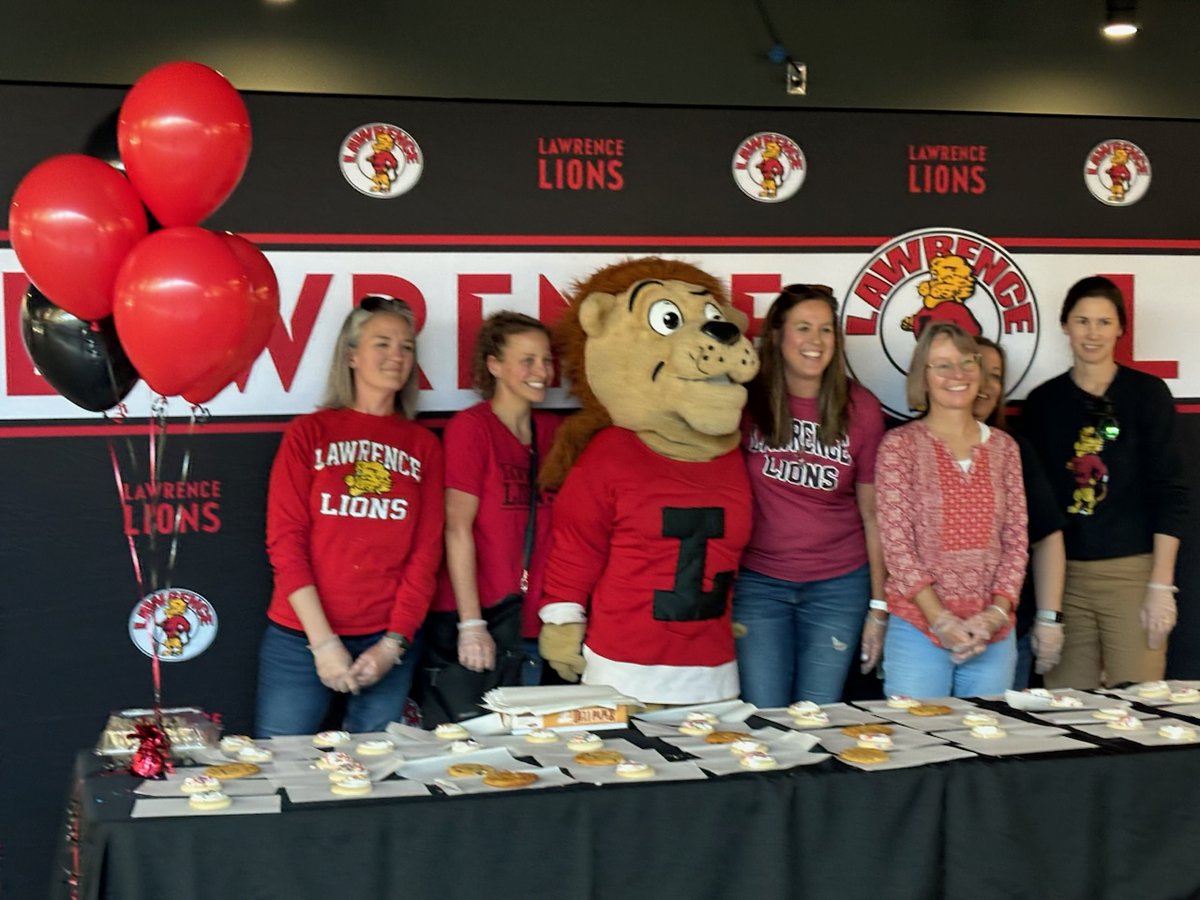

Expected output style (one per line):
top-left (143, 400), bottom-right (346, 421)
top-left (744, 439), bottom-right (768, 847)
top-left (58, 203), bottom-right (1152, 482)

top-left (438, 312), bottom-right (560, 686)
top-left (735, 284), bottom-right (887, 706)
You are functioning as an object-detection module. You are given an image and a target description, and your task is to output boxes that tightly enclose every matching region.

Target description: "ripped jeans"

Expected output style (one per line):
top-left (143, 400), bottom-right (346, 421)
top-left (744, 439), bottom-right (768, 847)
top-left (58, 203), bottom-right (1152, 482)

top-left (732, 564), bottom-right (869, 706)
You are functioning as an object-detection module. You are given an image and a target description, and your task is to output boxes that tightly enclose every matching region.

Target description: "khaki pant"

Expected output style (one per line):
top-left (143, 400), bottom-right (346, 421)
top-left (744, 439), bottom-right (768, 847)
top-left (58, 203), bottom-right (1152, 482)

top-left (1043, 554), bottom-right (1166, 689)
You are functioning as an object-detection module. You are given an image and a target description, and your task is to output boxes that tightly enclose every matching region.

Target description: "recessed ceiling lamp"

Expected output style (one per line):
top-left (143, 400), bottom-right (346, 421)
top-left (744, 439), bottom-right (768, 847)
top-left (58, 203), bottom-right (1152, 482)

top-left (1102, 0), bottom-right (1138, 38)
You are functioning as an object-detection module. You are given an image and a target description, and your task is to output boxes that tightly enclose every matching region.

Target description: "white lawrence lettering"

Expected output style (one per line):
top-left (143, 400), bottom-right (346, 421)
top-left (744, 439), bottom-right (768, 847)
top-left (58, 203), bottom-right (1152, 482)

top-left (313, 441), bottom-right (421, 481)
top-left (319, 493), bottom-right (409, 520)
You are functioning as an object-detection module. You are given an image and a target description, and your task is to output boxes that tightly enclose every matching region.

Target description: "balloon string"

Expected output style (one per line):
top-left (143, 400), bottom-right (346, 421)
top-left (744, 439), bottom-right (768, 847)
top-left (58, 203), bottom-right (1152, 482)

top-left (164, 410), bottom-right (200, 585)
top-left (146, 398), bottom-right (169, 592)
top-left (106, 439), bottom-right (146, 599)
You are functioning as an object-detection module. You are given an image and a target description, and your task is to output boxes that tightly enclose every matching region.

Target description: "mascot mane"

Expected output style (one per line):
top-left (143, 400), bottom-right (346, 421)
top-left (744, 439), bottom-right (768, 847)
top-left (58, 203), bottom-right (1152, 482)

top-left (539, 257), bottom-right (729, 490)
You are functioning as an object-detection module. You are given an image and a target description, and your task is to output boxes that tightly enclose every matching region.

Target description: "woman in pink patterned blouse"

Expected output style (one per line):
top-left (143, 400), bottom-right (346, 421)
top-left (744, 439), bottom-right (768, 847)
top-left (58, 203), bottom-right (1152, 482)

top-left (875, 322), bottom-right (1028, 697)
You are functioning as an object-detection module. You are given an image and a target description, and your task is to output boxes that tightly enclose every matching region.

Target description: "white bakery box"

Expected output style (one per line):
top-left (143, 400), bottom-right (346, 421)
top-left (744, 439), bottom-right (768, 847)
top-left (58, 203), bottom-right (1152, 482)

top-left (482, 685), bottom-right (641, 734)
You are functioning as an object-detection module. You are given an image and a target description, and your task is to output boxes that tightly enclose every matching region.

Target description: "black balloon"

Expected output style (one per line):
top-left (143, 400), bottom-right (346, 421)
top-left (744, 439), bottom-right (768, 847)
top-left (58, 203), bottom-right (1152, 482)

top-left (83, 108), bottom-right (125, 171)
top-left (21, 286), bottom-right (139, 412)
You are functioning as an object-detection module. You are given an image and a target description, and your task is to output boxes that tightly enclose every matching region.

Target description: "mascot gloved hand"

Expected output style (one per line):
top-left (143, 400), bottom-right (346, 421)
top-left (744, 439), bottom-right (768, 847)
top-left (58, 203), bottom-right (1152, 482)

top-left (538, 622), bottom-right (587, 682)
top-left (536, 258), bottom-right (758, 705)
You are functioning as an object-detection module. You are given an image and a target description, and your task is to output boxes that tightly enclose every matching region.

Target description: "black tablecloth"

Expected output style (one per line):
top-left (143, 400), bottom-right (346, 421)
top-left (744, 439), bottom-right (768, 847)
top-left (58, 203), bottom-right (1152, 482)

top-left (60, 716), bottom-right (1200, 900)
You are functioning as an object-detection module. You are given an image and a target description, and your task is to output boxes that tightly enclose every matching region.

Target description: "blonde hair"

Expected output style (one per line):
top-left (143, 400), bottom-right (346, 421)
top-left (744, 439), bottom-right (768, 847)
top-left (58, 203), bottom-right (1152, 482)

top-left (321, 296), bottom-right (420, 417)
top-left (905, 322), bottom-right (979, 413)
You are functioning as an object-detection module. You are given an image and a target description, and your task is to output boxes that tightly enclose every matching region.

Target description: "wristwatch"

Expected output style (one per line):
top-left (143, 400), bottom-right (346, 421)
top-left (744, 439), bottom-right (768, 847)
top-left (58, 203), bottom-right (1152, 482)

top-left (1035, 610), bottom-right (1064, 624)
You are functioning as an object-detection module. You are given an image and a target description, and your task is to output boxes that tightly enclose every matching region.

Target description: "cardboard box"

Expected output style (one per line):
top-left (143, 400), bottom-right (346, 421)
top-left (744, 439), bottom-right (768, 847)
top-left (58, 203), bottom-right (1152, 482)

top-left (502, 704), bottom-right (632, 734)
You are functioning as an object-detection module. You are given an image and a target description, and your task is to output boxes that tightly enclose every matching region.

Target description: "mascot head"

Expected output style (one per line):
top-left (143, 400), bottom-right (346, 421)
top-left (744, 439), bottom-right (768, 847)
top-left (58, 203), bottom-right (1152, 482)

top-left (542, 257), bottom-right (759, 488)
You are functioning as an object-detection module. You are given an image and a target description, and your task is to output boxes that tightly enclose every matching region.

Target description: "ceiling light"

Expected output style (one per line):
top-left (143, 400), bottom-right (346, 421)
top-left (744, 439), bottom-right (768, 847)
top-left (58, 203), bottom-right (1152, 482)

top-left (1102, 1), bottom-right (1138, 38)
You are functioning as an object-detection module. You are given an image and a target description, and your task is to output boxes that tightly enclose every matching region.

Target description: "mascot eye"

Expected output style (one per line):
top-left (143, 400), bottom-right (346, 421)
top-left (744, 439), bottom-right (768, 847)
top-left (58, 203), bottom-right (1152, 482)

top-left (704, 303), bottom-right (724, 322)
top-left (648, 300), bottom-right (685, 335)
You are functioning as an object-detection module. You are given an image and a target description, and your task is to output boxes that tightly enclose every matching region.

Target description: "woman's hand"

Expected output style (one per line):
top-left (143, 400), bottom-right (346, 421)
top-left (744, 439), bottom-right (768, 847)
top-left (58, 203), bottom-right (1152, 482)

top-left (860, 616), bottom-right (887, 674)
top-left (1031, 621), bottom-right (1064, 673)
top-left (458, 621), bottom-right (496, 672)
top-left (349, 637), bottom-right (402, 688)
top-left (1141, 585), bottom-right (1178, 650)
top-left (310, 638), bottom-right (358, 694)
top-left (930, 610), bottom-right (985, 663)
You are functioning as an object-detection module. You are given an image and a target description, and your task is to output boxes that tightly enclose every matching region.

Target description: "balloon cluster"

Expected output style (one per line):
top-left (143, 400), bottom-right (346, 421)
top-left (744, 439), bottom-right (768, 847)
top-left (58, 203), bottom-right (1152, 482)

top-left (8, 61), bottom-right (279, 409)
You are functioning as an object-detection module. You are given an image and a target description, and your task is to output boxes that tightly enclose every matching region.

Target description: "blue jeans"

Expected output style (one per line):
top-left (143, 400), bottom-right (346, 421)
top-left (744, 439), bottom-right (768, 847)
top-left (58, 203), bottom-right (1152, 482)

top-left (1012, 631), bottom-right (1034, 689)
top-left (732, 564), bottom-right (870, 706)
top-left (255, 624), bottom-right (421, 737)
top-left (882, 615), bottom-right (1016, 698)
top-left (521, 638), bottom-right (544, 687)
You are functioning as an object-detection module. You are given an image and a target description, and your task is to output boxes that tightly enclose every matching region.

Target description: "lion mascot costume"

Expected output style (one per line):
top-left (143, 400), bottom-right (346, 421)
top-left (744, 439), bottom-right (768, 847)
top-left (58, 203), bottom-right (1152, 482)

top-left (537, 257), bottom-right (759, 704)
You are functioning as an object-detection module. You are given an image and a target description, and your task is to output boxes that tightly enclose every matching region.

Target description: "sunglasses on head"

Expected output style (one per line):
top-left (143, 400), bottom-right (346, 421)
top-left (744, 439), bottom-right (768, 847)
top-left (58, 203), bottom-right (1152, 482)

top-left (782, 283), bottom-right (836, 299)
top-left (1086, 395), bottom-right (1121, 441)
top-left (359, 294), bottom-right (413, 315)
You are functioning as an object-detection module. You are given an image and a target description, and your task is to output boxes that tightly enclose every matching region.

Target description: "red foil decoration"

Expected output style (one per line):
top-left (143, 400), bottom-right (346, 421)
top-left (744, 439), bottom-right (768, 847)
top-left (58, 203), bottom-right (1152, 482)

top-left (129, 723), bottom-right (173, 778)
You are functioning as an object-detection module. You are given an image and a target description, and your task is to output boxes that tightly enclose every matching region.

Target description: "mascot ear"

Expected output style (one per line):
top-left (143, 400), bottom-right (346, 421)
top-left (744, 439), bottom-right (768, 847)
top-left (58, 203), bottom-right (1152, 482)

top-left (579, 292), bottom-right (618, 338)
top-left (724, 304), bottom-right (749, 332)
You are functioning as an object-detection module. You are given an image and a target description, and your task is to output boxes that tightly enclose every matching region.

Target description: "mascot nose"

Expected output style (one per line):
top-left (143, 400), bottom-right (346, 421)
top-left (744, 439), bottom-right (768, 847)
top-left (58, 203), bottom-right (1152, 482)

top-left (701, 320), bottom-right (742, 346)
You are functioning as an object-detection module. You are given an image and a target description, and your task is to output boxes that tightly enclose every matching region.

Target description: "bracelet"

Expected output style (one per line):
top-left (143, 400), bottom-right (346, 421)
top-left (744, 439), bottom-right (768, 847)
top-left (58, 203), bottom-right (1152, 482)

top-left (987, 603), bottom-right (1010, 620)
top-left (1035, 609), bottom-right (1064, 624)
top-left (867, 599), bottom-right (888, 612)
top-left (306, 636), bottom-right (340, 654)
top-left (1147, 582), bottom-right (1179, 594)
top-left (458, 618), bottom-right (487, 630)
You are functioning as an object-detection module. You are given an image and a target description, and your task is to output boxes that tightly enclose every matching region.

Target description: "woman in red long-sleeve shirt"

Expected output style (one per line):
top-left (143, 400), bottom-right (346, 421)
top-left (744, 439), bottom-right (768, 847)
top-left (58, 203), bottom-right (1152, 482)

top-left (875, 322), bottom-right (1027, 698)
top-left (255, 295), bottom-right (444, 736)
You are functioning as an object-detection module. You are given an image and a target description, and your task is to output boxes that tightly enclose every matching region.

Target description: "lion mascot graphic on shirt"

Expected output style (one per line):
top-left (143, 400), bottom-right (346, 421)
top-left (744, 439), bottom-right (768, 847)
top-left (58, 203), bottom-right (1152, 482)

top-left (537, 257), bottom-right (760, 704)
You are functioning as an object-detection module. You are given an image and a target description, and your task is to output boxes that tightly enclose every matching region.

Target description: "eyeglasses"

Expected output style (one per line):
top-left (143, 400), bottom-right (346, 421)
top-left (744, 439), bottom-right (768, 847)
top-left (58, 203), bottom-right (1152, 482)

top-left (1086, 395), bottom-right (1121, 441)
top-left (359, 294), bottom-right (414, 315)
top-left (926, 355), bottom-right (981, 378)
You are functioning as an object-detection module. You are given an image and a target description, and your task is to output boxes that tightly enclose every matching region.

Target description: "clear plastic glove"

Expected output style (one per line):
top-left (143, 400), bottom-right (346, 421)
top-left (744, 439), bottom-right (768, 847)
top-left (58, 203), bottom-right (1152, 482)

top-left (860, 616), bottom-right (887, 674)
top-left (1141, 586), bottom-right (1178, 651)
top-left (311, 639), bottom-right (358, 694)
top-left (961, 606), bottom-right (1009, 644)
top-left (1031, 621), bottom-right (1064, 674)
top-left (538, 622), bottom-right (586, 682)
top-left (929, 610), bottom-right (984, 663)
top-left (458, 622), bottom-right (496, 672)
top-left (348, 637), bottom-right (401, 689)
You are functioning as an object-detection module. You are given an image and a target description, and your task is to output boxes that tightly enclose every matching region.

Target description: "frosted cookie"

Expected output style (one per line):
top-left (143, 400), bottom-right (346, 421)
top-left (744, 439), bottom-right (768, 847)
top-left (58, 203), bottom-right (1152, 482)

top-left (313, 730), bottom-right (351, 748)
top-left (1169, 687), bottom-right (1200, 703)
top-left (886, 695), bottom-right (920, 709)
top-left (738, 751), bottom-right (778, 771)
top-left (678, 719), bottom-right (716, 736)
top-left (704, 731), bottom-right (751, 745)
top-left (237, 745), bottom-right (273, 764)
top-left (180, 774), bottom-right (222, 794)
top-left (482, 769), bottom-right (538, 788)
top-left (841, 724), bottom-right (894, 738)
top-left (447, 762), bottom-right (495, 778)
top-left (1093, 707), bottom-right (1132, 721)
top-left (574, 750), bottom-right (625, 766)
top-left (790, 711), bottom-right (830, 728)
top-left (615, 761), bottom-right (656, 779)
top-left (449, 739), bottom-right (482, 754)
top-left (565, 732), bottom-right (603, 752)
top-left (1158, 724), bottom-right (1198, 742)
top-left (330, 774), bottom-right (372, 796)
top-left (962, 711), bottom-right (998, 727)
top-left (1107, 715), bottom-right (1144, 731)
top-left (219, 734), bottom-right (254, 754)
top-left (1049, 695), bottom-right (1083, 708)
top-left (909, 704), bottom-right (953, 717)
top-left (356, 739), bottom-right (395, 756)
top-left (838, 747), bottom-right (888, 765)
top-left (434, 723), bottom-right (470, 741)
top-left (315, 751), bottom-right (356, 771)
top-left (1024, 688), bottom-right (1053, 699)
top-left (328, 762), bottom-right (368, 782)
top-left (856, 733), bottom-right (894, 751)
top-left (524, 728), bottom-right (560, 744)
top-left (969, 725), bottom-right (1007, 739)
top-left (188, 789), bottom-right (232, 811)
top-left (787, 701), bottom-right (822, 718)
top-left (729, 738), bottom-right (768, 756)
top-left (1136, 681), bottom-right (1171, 699)
top-left (203, 762), bottom-right (260, 780)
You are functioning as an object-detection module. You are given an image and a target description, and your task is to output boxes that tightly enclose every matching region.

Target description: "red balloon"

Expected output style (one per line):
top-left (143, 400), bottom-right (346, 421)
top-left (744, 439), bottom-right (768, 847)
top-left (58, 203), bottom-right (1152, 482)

top-left (113, 227), bottom-right (253, 397)
top-left (117, 62), bottom-right (251, 227)
top-left (8, 154), bottom-right (148, 321)
top-left (182, 233), bottom-right (279, 404)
